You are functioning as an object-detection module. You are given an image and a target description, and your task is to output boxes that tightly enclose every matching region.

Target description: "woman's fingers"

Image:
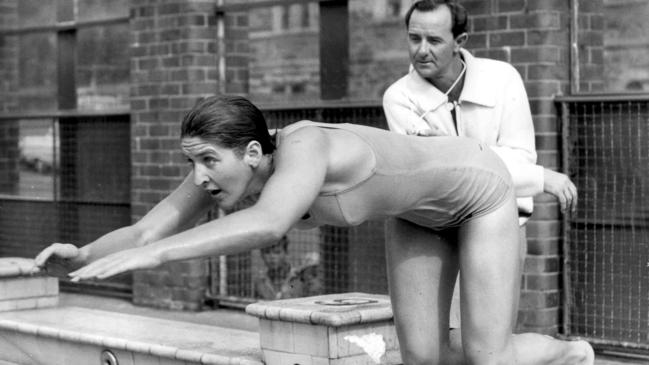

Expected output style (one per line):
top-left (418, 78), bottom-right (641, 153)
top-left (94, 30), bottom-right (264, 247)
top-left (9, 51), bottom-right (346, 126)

top-left (68, 248), bottom-right (160, 282)
top-left (69, 252), bottom-right (119, 280)
top-left (35, 243), bottom-right (79, 267)
top-left (69, 256), bottom-right (116, 281)
top-left (34, 246), bottom-right (56, 267)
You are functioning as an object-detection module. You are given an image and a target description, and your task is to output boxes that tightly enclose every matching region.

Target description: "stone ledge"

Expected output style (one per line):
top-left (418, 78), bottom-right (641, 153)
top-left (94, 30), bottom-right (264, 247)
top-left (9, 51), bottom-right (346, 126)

top-left (0, 257), bottom-right (59, 312)
top-left (0, 257), bottom-right (38, 278)
top-left (0, 306), bottom-right (263, 365)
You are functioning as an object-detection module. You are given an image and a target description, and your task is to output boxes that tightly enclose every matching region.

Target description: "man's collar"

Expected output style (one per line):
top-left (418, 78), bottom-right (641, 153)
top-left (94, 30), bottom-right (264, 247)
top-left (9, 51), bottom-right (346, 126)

top-left (458, 49), bottom-right (496, 107)
top-left (406, 49), bottom-right (496, 109)
top-left (405, 68), bottom-right (448, 111)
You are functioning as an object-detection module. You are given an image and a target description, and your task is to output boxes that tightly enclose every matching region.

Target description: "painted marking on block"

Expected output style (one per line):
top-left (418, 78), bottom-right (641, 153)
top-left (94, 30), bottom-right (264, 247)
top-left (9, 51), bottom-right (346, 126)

top-left (343, 333), bottom-right (385, 364)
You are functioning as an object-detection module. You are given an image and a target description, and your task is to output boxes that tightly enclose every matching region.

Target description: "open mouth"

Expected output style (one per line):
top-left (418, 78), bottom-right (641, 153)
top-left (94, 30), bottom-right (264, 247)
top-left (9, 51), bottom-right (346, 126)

top-left (208, 188), bottom-right (222, 198)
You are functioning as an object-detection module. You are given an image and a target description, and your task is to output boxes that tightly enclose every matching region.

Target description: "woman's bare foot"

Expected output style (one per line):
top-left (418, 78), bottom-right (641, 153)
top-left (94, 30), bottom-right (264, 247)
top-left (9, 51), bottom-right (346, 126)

top-left (574, 340), bottom-right (595, 365)
top-left (555, 339), bottom-right (595, 365)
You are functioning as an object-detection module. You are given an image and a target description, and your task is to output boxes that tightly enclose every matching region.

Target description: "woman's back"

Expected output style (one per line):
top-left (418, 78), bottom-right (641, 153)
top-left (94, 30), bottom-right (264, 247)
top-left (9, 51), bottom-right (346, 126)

top-left (280, 121), bottom-right (514, 229)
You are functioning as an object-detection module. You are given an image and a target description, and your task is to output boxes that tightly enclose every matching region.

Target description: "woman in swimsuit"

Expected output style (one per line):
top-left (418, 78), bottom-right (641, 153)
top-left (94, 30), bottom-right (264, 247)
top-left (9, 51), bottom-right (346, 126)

top-left (35, 95), bottom-right (593, 365)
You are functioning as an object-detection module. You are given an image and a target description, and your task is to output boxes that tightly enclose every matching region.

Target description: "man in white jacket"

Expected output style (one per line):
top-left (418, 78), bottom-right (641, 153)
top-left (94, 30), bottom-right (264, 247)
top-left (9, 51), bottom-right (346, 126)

top-left (382, 0), bottom-right (577, 351)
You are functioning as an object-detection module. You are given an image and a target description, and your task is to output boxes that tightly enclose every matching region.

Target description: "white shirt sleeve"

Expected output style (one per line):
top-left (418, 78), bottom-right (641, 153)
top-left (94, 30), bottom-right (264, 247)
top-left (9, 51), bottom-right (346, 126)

top-left (489, 69), bottom-right (544, 197)
top-left (382, 86), bottom-right (430, 135)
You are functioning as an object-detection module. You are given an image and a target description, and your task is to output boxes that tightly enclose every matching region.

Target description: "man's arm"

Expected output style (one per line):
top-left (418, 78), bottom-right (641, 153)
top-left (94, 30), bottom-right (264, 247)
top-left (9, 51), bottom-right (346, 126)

top-left (491, 66), bottom-right (576, 212)
top-left (490, 67), bottom-right (545, 197)
top-left (383, 84), bottom-right (449, 136)
top-left (383, 90), bottom-right (427, 135)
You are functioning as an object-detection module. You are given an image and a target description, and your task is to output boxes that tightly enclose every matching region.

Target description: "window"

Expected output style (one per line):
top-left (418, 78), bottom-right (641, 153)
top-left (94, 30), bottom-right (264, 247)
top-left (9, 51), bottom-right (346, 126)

top-left (576, 0), bottom-right (649, 93)
top-left (245, 2), bottom-right (321, 103)
top-left (0, 0), bottom-right (130, 113)
top-left (220, 0), bottom-right (411, 105)
top-left (602, 0), bottom-right (649, 92)
top-left (348, 0), bottom-right (410, 100)
top-left (0, 0), bottom-right (132, 297)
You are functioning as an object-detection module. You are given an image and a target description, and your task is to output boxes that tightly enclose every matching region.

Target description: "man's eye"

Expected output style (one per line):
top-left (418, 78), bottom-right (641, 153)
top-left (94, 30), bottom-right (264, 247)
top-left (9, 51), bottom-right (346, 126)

top-left (186, 159), bottom-right (195, 167)
top-left (204, 157), bottom-right (217, 165)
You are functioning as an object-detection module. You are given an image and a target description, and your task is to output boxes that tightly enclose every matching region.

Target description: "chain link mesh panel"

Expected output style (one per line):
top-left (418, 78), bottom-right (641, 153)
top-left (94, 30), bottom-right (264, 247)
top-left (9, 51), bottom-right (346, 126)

top-left (562, 97), bottom-right (649, 352)
top-left (0, 114), bottom-right (132, 297)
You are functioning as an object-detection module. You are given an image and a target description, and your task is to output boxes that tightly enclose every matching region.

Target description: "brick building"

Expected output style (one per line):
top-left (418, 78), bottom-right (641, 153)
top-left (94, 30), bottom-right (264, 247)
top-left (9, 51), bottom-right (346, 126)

top-left (1, 0), bottom-right (648, 355)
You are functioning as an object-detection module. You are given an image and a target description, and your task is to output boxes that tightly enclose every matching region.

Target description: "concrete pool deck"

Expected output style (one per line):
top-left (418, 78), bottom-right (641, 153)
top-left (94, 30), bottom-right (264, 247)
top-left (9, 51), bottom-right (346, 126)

top-left (0, 305), bottom-right (263, 364)
top-left (60, 293), bottom-right (646, 365)
top-left (60, 292), bottom-right (259, 333)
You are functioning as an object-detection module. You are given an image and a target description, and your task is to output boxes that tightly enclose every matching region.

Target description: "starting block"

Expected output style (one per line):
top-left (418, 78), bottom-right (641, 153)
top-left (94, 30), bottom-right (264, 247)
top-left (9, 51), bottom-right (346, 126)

top-left (246, 292), bottom-right (402, 365)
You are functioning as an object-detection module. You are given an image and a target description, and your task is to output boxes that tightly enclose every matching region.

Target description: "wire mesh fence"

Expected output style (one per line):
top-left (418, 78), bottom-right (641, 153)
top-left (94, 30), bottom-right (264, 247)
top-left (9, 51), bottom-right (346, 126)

top-left (560, 95), bottom-right (649, 352)
top-left (0, 113), bottom-right (132, 297)
top-left (208, 103), bottom-right (390, 306)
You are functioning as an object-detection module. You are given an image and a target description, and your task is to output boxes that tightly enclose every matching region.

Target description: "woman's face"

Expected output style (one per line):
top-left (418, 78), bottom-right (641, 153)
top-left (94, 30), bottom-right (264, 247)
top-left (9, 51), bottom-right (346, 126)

top-left (181, 136), bottom-right (254, 209)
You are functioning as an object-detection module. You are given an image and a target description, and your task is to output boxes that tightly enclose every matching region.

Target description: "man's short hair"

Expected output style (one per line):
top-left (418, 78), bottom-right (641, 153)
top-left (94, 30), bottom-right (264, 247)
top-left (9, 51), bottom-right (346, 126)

top-left (404, 0), bottom-right (468, 38)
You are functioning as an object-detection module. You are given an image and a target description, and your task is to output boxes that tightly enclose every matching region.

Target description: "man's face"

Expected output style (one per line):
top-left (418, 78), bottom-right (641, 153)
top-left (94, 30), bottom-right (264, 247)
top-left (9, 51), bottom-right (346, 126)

top-left (407, 6), bottom-right (459, 83)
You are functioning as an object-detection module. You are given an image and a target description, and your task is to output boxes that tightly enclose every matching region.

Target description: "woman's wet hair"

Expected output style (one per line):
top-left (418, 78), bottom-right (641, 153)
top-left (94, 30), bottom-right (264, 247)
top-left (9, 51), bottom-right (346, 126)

top-left (404, 0), bottom-right (468, 38)
top-left (181, 95), bottom-right (276, 155)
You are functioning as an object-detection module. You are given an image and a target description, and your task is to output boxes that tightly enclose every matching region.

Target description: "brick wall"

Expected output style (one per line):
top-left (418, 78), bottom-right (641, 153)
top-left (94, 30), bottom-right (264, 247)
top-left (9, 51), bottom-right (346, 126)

top-left (575, 0), bottom-right (604, 92)
top-left (129, 0), bottom-right (218, 311)
top-left (464, 0), bottom-right (604, 334)
top-left (224, 8), bottom-right (249, 95)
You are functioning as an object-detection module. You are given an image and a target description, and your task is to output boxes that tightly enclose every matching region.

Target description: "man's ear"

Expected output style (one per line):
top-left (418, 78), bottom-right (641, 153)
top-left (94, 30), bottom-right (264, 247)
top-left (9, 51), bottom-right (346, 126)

top-left (243, 141), bottom-right (263, 168)
top-left (454, 32), bottom-right (468, 52)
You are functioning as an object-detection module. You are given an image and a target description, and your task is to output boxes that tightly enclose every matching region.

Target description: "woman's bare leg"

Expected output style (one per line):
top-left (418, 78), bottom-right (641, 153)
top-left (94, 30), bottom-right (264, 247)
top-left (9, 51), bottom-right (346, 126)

top-left (449, 225), bottom-right (527, 352)
top-left (385, 218), bottom-right (463, 365)
top-left (458, 199), bottom-right (520, 364)
top-left (458, 198), bottom-right (594, 365)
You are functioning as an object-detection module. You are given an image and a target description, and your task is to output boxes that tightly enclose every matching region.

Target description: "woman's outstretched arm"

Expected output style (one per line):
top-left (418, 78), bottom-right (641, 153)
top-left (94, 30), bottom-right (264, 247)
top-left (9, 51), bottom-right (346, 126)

top-left (35, 173), bottom-right (215, 271)
top-left (68, 127), bottom-right (330, 281)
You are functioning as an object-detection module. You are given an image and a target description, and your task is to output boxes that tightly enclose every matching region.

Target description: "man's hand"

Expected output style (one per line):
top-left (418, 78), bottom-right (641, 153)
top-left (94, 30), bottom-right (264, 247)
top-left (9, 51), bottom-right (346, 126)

top-left (543, 169), bottom-right (578, 214)
top-left (405, 126), bottom-right (448, 137)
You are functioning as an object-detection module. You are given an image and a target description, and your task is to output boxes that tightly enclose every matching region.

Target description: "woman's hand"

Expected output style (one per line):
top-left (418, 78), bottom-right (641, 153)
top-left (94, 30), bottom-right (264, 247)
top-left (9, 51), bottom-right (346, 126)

top-left (34, 243), bottom-right (82, 276)
top-left (543, 169), bottom-right (578, 214)
top-left (68, 246), bottom-right (162, 282)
